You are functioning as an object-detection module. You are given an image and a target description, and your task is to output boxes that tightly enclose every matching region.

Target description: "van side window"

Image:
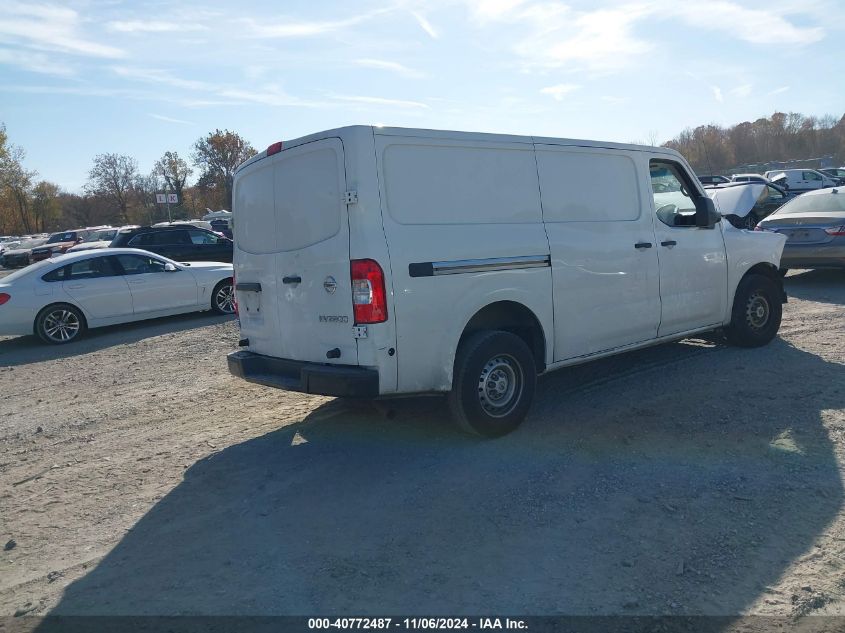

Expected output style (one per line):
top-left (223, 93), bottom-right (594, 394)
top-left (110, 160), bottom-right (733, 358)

top-left (650, 161), bottom-right (698, 228)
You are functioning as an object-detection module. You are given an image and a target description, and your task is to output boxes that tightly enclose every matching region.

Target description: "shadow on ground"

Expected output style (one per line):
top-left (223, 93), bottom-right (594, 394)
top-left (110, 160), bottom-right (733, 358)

top-left (783, 269), bottom-right (845, 305)
top-left (44, 335), bottom-right (845, 616)
top-left (0, 313), bottom-right (234, 368)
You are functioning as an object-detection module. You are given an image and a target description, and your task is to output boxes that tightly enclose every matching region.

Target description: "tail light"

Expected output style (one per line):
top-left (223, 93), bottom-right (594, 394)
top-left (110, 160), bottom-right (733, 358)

top-left (350, 259), bottom-right (387, 324)
top-left (0, 293), bottom-right (10, 306)
top-left (266, 141), bottom-right (283, 156)
top-left (824, 225), bottom-right (845, 236)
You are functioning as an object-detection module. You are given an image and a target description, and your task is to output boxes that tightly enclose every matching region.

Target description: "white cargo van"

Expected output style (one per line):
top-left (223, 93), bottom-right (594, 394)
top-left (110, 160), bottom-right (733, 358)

top-left (228, 126), bottom-right (788, 436)
top-left (763, 169), bottom-right (837, 192)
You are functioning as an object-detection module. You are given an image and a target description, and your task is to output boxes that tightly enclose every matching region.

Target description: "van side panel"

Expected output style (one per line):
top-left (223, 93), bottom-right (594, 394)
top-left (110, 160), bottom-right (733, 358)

top-left (536, 146), bottom-right (661, 360)
top-left (376, 134), bottom-right (553, 393)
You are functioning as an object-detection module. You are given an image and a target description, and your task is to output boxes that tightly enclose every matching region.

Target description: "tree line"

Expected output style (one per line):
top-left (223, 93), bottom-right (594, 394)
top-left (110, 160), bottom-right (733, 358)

top-left (663, 111), bottom-right (845, 174)
top-left (0, 124), bottom-right (256, 235)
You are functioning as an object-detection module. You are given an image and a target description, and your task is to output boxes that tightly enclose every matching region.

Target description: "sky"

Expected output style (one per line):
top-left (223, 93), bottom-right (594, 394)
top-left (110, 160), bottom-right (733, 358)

top-left (1, 0), bottom-right (844, 192)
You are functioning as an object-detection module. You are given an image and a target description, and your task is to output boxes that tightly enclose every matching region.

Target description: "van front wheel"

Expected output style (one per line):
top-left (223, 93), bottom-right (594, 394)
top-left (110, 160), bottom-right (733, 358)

top-left (448, 330), bottom-right (536, 437)
top-left (724, 274), bottom-right (782, 348)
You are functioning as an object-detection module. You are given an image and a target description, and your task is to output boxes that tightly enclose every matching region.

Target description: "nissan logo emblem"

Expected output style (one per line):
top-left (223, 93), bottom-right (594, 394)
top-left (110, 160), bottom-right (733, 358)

top-left (323, 276), bottom-right (337, 294)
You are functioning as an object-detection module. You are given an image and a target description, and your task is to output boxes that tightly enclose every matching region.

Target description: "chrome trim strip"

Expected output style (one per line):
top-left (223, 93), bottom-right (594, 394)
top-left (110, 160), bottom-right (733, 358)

top-left (431, 255), bottom-right (550, 276)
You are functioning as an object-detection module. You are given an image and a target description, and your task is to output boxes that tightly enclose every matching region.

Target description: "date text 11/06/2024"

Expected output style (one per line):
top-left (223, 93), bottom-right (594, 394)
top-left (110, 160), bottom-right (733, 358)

top-left (307, 618), bottom-right (528, 630)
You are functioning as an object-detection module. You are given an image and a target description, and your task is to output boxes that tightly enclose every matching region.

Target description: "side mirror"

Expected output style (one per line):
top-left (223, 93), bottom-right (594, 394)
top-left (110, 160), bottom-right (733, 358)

top-left (164, 262), bottom-right (178, 272)
top-left (694, 196), bottom-right (721, 228)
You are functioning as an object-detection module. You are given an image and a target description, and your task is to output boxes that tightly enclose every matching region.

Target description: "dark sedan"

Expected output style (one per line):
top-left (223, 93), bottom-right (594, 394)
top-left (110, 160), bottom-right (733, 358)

top-left (756, 188), bottom-right (845, 272)
top-left (110, 225), bottom-right (233, 263)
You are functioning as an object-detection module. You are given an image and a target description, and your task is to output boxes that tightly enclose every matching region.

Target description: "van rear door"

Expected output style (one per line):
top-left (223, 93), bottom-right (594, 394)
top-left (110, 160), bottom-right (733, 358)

top-left (233, 138), bottom-right (357, 365)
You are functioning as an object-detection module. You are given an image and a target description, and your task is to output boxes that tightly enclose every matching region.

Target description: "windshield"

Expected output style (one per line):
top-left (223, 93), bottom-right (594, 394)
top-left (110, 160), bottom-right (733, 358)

top-left (20, 239), bottom-right (46, 249)
top-left (85, 229), bottom-right (117, 242)
top-left (47, 232), bottom-right (76, 244)
top-left (774, 192), bottom-right (845, 215)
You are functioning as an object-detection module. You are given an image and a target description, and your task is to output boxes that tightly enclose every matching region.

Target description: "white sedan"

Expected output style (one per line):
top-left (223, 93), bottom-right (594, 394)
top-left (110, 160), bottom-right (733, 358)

top-left (0, 248), bottom-right (234, 344)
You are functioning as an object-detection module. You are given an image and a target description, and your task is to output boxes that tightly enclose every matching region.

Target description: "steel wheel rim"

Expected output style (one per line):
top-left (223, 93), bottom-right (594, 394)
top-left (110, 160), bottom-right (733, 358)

top-left (215, 284), bottom-right (235, 313)
top-left (43, 309), bottom-right (80, 342)
top-left (477, 354), bottom-right (523, 418)
top-left (746, 291), bottom-right (770, 330)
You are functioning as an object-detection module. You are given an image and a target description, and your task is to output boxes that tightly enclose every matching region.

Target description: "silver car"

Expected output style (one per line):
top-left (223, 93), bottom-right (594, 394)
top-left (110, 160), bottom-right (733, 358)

top-left (756, 188), bottom-right (845, 272)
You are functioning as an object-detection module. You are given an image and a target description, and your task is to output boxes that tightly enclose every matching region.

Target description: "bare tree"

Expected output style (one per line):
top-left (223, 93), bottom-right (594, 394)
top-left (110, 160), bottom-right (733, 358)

top-left (153, 151), bottom-right (192, 203)
top-left (87, 153), bottom-right (138, 223)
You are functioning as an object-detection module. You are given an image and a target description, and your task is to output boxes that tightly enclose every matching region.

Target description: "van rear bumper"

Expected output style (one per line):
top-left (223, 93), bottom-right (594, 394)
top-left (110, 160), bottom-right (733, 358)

top-left (227, 351), bottom-right (379, 398)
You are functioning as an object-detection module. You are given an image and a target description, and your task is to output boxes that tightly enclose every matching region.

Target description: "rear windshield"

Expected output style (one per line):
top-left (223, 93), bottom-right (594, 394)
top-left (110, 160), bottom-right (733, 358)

top-left (235, 143), bottom-right (341, 253)
top-left (0, 259), bottom-right (53, 283)
top-left (85, 229), bottom-right (117, 242)
top-left (47, 232), bottom-right (76, 243)
top-left (774, 192), bottom-right (845, 215)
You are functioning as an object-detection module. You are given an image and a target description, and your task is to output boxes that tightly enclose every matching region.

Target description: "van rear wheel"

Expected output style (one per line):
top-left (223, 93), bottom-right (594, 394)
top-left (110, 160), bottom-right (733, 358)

top-left (448, 330), bottom-right (536, 437)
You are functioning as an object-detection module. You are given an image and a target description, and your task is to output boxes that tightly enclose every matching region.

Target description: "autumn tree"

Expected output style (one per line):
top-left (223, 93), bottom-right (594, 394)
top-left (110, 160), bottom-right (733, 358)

top-left (191, 130), bottom-right (256, 210)
top-left (0, 125), bottom-right (36, 234)
top-left (87, 153), bottom-right (138, 223)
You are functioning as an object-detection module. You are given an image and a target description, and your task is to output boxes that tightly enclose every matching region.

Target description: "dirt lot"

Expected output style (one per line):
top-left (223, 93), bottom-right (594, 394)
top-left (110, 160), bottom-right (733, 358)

top-left (1, 269), bottom-right (845, 618)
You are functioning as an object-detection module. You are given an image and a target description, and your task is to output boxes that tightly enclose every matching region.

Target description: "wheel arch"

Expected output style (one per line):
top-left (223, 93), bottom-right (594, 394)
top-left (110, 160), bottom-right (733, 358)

top-left (456, 300), bottom-right (547, 373)
top-left (742, 262), bottom-right (786, 304)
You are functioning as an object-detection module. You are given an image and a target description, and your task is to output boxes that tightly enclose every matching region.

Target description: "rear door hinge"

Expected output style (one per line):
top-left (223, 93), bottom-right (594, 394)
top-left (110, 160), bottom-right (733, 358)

top-left (344, 190), bottom-right (358, 205)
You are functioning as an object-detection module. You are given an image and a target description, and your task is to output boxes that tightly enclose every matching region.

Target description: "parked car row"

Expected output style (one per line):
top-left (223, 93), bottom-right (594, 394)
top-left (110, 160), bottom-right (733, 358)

top-left (698, 168), bottom-right (843, 192)
top-left (0, 248), bottom-right (234, 344)
top-left (0, 222), bottom-right (234, 270)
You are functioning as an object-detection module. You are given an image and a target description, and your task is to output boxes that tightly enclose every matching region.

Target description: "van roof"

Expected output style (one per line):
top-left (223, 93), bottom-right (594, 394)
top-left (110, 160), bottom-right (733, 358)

top-left (236, 125), bottom-right (684, 173)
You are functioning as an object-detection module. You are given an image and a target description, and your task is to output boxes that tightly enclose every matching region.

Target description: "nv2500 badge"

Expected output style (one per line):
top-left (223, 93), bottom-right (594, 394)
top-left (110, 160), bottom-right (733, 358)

top-left (319, 315), bottom-right (349, 323)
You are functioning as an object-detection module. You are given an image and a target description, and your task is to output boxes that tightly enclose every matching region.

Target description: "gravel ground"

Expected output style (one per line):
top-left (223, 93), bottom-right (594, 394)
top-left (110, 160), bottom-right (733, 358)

top-left (0, 269), bottom-right (844, 619)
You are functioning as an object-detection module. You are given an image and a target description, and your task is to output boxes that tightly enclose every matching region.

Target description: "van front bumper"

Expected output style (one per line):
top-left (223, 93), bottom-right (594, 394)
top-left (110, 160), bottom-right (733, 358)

top-left (227, 351), bottom-right (379, 398)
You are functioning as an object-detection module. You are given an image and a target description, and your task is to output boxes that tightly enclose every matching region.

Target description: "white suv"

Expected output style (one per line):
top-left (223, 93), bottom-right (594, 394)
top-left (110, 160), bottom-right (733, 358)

top-left (228, 126), bottom-right (788, 436)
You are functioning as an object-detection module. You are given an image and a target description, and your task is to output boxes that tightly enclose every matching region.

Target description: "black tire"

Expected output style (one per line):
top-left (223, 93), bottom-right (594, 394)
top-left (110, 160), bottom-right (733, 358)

top-left (448, 330), bottom-right (536, 437)
top-left (211, 278), bottom-right (235, 314)
top-left (778, 268), bottom-right (789, 277)
top-left (724, 274), bottom-right (782, 348)
top-left (35, 303), bottom-right (86, 345)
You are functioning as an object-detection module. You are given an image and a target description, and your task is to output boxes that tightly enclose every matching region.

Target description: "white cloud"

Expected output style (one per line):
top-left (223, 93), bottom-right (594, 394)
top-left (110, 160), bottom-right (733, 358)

top-left (354, 58), bottom-right (424, 78)
top-left (0, 47), bottom-right (74, 75)
top-left (107, 21), bottom-right (208, 33)
top-left (461, 0), bottom-right (826, 76)
top-left (149, 113), bottom-right (193, 124)
top-left (466, 0), bottom-right (529, 23)
top-left (731, 84), bottom-right (752, 98)
top-left (462, 2), bottom-right (654, 73)
top-left (330, 94), bottom-right (430, 109)
top-left (242, 8), bottom-right (390, 38)
top-left (666, 1), bottom-right (824, 45)
top-left (711, 86), bottom-right (723, 102)
top-left (110, 66), bottom-right (210, 91)
top-left (411, 11), bottom-right (439, 38)
top-left (767, 86), bottom-right (790, 96)
top-left (0, 1), bottom-right (124, 58)
top-left (540, 83), bottom-right (580, 101)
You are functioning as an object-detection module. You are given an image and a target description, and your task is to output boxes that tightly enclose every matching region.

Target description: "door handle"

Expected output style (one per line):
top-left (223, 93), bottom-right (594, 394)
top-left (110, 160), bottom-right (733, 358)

top-left (282, 276), bottom-right (301, 284)
top-left (661, 240), bottom-right (677, 247)
top-left (634, 242), bottom-right (653, 249)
